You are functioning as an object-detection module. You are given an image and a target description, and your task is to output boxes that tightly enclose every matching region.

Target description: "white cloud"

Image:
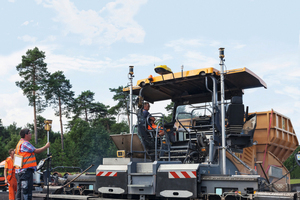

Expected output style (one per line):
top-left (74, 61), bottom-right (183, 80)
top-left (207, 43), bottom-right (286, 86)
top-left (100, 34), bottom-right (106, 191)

top-left (22, 21), bottom-right (29, 26)
top-left (184, 51), bottom-right (219, 68)
top-left (165, 39), bottom-right (204, 51)
top-left (21, 20), bottom-right (35, 26)
top-left (0, 49), bottom-right (27, 76)
top-left (0, 90), bottom-right (63, 132)
top-left (0, 45), bottom-right (59, 77)
top-left (233, 44), bottom-right (246, 49)
top-left (8, 0), bottom-right (15, 2)
top-left (243, 53), bottom-right (299, 88)
top-left (41, 0), bottom-right (147, 46)
top-left (17, 35), bottom-right (37, 42)
top-left (0, 44), bottom-right (172, 78)
top-left (0, 91), bottom-right (30, 128)
top-left (8, 73), bottom-right (21, 83)
top-left (117, 54), bottom-right (172, 68)
top-left (35, 0), bottom-right (43, 4)
top-left (46, 52), bottom-right (172, 73)
top-left (166, 38), bottom-right (247, 53)
top-left (209, 40), bottom-right (221, 47)
top-left (275, 86), bottom-right (300, 99)
top-left (165, 38), bottom-right (222, 68)
top-left (46, 54), bottom-right (111, 72)
top-left (43, 35), bottom-right (56, 42)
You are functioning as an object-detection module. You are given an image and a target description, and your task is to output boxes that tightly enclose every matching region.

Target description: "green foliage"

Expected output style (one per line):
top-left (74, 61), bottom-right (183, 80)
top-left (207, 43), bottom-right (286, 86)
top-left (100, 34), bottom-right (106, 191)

top-left (110, 121), bottom-right (129, 135)
top-left (72, 90), bottom-right (95, 122)
top-left (0, 136), bottom-right (7, 162)
top-left (0, 119), bottom-right (9, 142)
top-left (15, 47), bottom-right (49, 109)
top-left (89, 102), bottom-right (109, 120)
top-left (49, 137), bottom-right (71, 168)
top-left (6, 134), bottom-right (20, 151)
top-left (284, 146), bottom-right (300, 179)
top-left (56, 118), bottom-right (117, 170)
top-left (0, 120), bottom-right (21, 162)
top-left (77, 124), bottom-right (112, 169)
top-left (164, 102), bottom-right (174, 123)
top-left (44, 71), bottom-right (74, 114)
top-left (69, 91), bottom-right (113, 133)
top-left (290, 179), bottom-right (300, 184)
top-left (6, 122), bottom-right (21, 136)
top-left (109, 86), bottom-right (137, 124)
top-left (26, 115), bottom-right (45, 142)
top-left (93, 118), bottom-right (114, 133)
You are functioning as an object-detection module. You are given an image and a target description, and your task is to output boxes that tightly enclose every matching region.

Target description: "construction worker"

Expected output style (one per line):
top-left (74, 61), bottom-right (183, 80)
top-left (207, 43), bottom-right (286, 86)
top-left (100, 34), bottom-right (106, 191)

top-left (15, 128), bottom-right (50, 200)
top-left (4, 149), bottom-right (17, 200)
top-left (143, 102), bottom-right (165, 136)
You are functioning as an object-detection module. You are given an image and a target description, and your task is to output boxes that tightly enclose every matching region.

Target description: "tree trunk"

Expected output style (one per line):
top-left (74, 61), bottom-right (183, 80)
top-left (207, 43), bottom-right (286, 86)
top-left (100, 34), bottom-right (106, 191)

top-left (33, 92), bottom-right (38, 144)
top-left (33, 67), bottom-right (38, 144)
top-left (59, 97), bottom-right (64, 150)
top-left (85, 108), bottom-right (88, 122)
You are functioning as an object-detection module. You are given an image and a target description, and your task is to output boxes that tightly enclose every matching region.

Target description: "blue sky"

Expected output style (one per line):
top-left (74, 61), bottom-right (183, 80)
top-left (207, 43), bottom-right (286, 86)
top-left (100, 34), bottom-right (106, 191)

top-left (0, 0), bottom-right (300, 138)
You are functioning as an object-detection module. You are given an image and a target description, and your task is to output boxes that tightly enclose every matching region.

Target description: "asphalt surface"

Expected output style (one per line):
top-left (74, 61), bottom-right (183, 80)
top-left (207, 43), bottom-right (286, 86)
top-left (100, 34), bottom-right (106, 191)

top-left (0, 190), bottom-right (44, 200)
top-left (0, 191), bottom-right (8, 200)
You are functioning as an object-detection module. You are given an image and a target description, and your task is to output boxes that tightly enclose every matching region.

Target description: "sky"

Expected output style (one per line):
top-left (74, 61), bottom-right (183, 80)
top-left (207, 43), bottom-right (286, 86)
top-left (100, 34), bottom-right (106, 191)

top-left (0, 0), bottom-right (300, 139)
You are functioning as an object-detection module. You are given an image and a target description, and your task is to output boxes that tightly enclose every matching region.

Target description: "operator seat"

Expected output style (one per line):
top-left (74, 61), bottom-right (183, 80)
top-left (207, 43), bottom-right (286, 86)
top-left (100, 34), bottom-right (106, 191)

top-left (145, 116), bottom-right (175, 144)
top-left (226, 96), bottom-right (244, 134)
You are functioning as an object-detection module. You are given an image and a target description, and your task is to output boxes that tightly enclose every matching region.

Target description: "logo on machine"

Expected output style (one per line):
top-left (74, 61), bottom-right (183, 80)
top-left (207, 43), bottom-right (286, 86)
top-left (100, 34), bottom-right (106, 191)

top-left (168, 171), bottom-right (196, 178)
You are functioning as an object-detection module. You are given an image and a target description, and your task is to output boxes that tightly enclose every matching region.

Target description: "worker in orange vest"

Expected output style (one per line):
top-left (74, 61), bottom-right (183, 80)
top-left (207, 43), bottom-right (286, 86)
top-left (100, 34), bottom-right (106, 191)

top-left (15, 129), bottom-right (50, 200)
top-left (4, 149), bottom-right (17, 200)
top-left (143, 102), bottom-right (165, 136)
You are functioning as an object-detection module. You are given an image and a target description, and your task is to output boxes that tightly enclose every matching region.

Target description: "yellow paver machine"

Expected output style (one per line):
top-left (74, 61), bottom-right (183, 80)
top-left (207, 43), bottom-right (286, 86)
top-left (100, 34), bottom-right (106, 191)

top-left (97, 48), bottom-right (299, 200)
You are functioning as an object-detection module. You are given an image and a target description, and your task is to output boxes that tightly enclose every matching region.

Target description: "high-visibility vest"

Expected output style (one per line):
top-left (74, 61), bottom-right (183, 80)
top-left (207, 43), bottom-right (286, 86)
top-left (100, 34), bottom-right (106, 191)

top-left (5, 157), bottom-right (14, 181)
top-left (15, 139), bottom-right (37, 169)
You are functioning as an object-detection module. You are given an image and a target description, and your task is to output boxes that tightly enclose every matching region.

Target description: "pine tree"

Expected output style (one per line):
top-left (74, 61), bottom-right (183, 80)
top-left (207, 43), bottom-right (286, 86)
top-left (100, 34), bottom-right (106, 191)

top-left (16, 47), bottom-right (49, 144)
top-left (72, 90), bottom-right (95, 122)
top-left (44, 71), bottom-right (74, 150)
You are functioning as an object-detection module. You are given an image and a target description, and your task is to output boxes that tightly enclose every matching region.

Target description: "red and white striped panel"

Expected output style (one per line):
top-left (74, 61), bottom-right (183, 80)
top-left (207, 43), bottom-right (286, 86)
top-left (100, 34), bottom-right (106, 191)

top-left (96, 171), bottom-right (118, 177)
top-left (168, 171), bottom-right (196, 178)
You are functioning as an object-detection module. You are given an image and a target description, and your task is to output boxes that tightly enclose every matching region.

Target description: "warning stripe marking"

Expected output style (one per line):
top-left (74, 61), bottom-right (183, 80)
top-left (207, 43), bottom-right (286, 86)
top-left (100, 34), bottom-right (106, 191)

top-left (96, 171), bottom-right (118, 177)
top-left (168, 171), bottom-right (196, 178)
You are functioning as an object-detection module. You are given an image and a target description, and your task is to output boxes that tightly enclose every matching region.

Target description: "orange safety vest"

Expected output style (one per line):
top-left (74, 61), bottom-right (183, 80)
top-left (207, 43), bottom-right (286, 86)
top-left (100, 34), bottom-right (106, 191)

top-left (15, 139), bottom-right (37, 169)
top-left (5, 157), bottom-right (14, 181)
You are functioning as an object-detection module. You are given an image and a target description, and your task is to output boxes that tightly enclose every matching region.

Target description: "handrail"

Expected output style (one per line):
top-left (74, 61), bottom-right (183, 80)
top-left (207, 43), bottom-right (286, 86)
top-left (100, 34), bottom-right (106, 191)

top-left (146, 112), bottom-right (170, 161)
top-left (130, 112), bottom-right (138, 160)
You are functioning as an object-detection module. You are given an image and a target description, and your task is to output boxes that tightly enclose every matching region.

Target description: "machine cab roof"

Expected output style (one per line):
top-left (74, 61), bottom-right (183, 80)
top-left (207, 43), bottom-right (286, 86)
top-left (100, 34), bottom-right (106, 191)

top-left (124, 66), bottom-right (266, 105)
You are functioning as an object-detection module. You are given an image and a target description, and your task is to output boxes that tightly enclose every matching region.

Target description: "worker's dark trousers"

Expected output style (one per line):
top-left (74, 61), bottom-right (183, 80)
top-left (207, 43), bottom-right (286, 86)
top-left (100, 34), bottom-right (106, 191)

top-left (16, 169), bottom-right (34, 200)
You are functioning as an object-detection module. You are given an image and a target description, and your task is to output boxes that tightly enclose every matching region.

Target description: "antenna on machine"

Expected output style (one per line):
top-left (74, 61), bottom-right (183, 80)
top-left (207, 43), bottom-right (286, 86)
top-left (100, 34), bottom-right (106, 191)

top-left (128, 66), bottom-right (134, 135)
top-left (219, 47), bottom-right (227, 175)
